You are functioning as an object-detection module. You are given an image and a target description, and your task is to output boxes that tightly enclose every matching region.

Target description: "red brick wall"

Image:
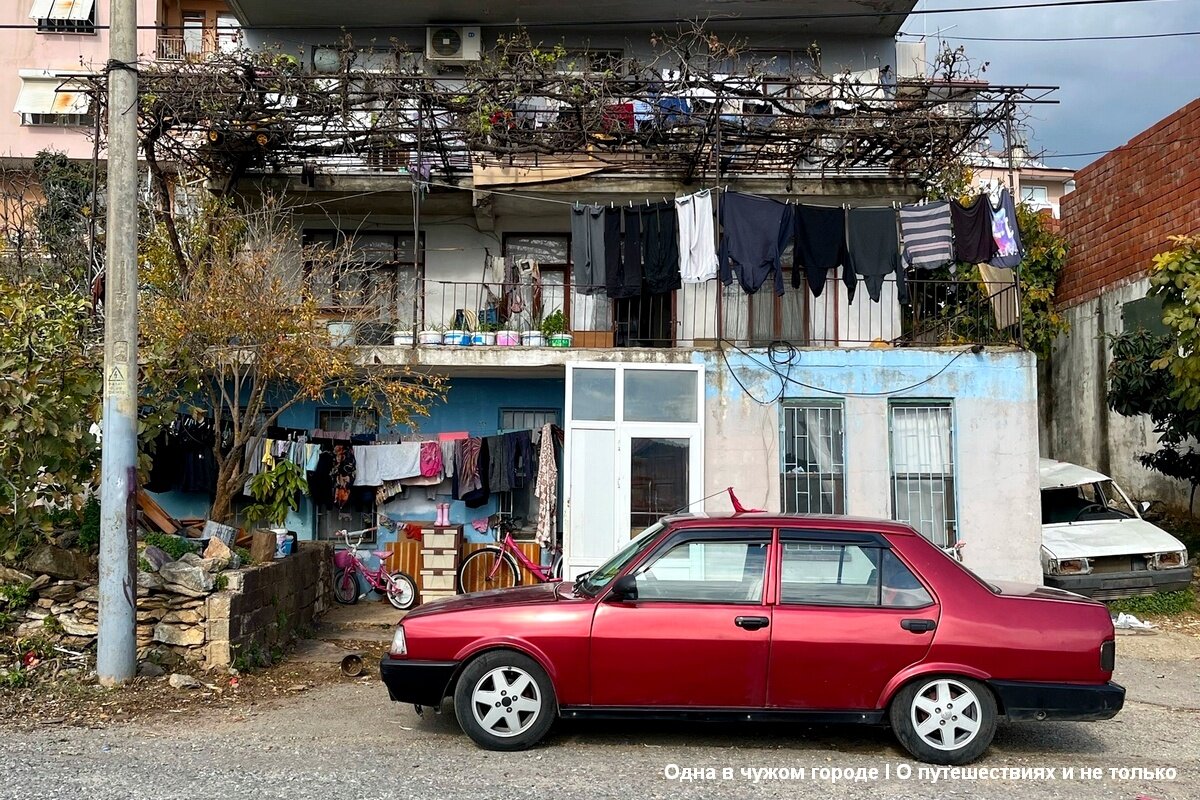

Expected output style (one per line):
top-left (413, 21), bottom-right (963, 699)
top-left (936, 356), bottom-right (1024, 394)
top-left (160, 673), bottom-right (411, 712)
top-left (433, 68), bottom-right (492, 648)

top-left (1058, 98), bottom-right (1200, 307)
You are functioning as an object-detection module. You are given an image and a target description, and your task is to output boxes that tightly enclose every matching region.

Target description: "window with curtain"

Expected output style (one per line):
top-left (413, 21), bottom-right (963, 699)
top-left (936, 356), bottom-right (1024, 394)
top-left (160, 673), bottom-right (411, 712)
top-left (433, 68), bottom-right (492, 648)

top-left (889, 402), bottom-right (957, 547)
top-left (781, 402), bottom-right (845, 514)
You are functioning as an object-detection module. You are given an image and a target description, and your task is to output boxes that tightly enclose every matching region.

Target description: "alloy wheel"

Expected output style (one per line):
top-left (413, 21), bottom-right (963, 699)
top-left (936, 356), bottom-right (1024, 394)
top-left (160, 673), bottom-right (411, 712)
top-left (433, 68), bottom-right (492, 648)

top-left (470, 666), bottom-right (542, 738)
top-left (909, 678), bottom-right (983, 751)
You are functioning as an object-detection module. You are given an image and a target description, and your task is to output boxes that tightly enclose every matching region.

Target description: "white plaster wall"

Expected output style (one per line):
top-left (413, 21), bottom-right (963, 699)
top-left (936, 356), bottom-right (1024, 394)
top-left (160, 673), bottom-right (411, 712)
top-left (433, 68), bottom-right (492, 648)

top-left (1046, 277), bottom-right (1193, 509)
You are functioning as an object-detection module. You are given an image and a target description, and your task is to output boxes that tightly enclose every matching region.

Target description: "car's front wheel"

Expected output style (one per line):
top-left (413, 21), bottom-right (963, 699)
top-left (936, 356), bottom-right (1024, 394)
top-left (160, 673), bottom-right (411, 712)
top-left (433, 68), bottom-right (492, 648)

top-left (453, 650), bottom-right (556, 751)
top-left (890, 676), bottom-right (997, 765)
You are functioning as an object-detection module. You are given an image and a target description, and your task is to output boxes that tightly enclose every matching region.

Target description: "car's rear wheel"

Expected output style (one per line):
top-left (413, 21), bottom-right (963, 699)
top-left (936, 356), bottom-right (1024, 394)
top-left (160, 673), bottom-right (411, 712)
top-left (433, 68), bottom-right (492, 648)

top-left (453, 651), bottom-right (556, 751)
top-left (890, 676), bottom-right (996, 765)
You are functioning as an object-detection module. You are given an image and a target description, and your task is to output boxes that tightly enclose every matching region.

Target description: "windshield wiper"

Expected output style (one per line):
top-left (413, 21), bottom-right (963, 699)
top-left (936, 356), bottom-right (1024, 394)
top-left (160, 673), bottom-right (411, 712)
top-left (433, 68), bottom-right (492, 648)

top-left (572, 570), bottom-right (594, 596)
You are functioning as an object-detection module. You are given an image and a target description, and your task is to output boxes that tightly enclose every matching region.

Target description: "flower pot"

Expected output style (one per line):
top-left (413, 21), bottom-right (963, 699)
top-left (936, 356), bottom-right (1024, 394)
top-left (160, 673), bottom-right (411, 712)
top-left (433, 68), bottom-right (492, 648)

top-left (470, 332), bottom-right (496, 346)
top-left (548, 333), bottom-right (573, 348)
top-left (521, 330), bottom-right (545, 347)
top-left (327, 321), bottom-right (355, 347)
top-left (495, 330), bottom-right (520, 346)
top-left (418, 330), bottom-right (442, 346)
top-left (392, 331), bottom-right (415, 346)
top-left (442, 329), bottom-right (468, 346)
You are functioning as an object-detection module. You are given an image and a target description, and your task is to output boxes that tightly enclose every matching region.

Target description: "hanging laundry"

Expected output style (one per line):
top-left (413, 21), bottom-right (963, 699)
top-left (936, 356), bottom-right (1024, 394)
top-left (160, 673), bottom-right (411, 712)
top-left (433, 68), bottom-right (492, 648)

top-left (675, 189), bottom-right (719, 283)
top-left (419, 441), bottom-right (443, 478)
top-left (978, 262), bottom-right (1020, 329)
top-left (719, 192), bottom-right (794, 296)
top-left (989, 188), bottom-right (1024, 269)
top-left (307, 445), bottom-right (335, 506)
top-left (847, 207), bottom-right (907, 304)
top-left (607, 206), bottom-right (643, 299)
top-left (330, 444), bottom-right (356, 509)
top-left (950, 194), bottom-right (998, 264)
top-left (570, 203), bottom-right (608, 294)
top-left (899, 201), bottom-right (955, 270)
top-left (638, 201), bottom-right (681, 294)
top-left (602, 207), bottom-right (621, 296)
top-left (792, 204), bottom-right (849, 298)
top-left (534, 423), bottom-right (558, 548)
top-left (353, 443), bottom-right (423, 487)
top-left (455, 437), bottom-right (491, 508)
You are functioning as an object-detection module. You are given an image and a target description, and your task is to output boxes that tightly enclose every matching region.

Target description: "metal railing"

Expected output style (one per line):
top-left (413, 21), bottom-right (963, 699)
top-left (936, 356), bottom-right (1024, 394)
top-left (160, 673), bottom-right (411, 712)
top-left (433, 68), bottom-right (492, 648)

top-left (371, 274), bottom-right (1022, 349)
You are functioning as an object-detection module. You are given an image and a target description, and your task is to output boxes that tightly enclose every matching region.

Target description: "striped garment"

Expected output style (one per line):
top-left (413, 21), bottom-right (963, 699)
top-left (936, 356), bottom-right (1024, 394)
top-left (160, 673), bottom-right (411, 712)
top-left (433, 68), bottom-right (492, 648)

top-left (899, 201), bottom-right (955, 269)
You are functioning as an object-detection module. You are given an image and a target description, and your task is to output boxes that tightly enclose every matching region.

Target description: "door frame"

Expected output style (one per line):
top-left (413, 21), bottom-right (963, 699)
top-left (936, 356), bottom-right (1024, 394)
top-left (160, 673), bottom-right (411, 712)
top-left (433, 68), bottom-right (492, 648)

top-left (563, 362), bottom-right (705, 578)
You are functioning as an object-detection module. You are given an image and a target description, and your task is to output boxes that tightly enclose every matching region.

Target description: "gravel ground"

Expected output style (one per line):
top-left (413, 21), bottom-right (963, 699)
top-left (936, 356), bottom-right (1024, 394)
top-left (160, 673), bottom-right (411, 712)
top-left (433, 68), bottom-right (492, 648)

top-left (0, 633), bottom-right (1195, 800)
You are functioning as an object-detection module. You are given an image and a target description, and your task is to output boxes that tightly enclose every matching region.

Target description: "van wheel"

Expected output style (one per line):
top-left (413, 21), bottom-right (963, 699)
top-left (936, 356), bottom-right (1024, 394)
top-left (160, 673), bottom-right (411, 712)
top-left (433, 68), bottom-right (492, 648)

top-left (453, 651), bottom-right (556, 751)
top-left (890, 676), bottom-right (996, 765)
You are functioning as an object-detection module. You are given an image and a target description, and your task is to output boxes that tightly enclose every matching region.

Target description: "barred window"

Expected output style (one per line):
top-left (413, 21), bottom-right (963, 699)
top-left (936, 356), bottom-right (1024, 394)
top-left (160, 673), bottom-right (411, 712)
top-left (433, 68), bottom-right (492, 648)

top-left (781, 402), bottom-right (845, 515)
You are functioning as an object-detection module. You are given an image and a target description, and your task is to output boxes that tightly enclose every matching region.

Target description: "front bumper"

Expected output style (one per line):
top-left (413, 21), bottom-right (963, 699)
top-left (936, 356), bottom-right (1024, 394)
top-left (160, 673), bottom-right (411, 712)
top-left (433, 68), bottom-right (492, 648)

top-left (990, 680), bottom-right (1125, 721)
top-left (1044, 566), bottom-right (1192, 600)
top-left (379, 656), bottom-right (458, 707)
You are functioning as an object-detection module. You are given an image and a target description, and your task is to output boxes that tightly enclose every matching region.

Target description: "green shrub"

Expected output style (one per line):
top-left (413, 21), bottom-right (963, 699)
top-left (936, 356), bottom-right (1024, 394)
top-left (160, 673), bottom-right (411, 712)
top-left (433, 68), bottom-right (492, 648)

top-left (0, 583), bottom-right (32, 609)
top-left (1107, 589), bottom-right (1197, 617)
top-left (78, 496), bottom-right (101, 552)
top-left (142, 532), bottom-right (196, 561)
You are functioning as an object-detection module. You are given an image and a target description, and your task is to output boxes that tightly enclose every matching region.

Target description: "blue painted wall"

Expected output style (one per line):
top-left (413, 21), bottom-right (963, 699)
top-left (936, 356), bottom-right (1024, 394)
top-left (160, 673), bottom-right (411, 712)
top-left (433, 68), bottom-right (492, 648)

top-left (150, 377), bottom-right (564, 547)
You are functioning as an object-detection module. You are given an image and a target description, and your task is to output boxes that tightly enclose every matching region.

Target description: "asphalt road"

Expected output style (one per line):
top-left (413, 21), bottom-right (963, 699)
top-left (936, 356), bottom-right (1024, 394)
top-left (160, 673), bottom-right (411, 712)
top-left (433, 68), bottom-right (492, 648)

top-left (1, 634), bottom-right (1196, 800)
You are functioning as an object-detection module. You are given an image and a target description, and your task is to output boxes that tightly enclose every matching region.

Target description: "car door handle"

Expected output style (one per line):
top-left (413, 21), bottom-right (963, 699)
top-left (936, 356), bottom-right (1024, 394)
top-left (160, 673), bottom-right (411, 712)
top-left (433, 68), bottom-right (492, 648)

top-left (734, 616), bottom-right (770, 631)
top-left (901, 618), bottom-right (937, 633)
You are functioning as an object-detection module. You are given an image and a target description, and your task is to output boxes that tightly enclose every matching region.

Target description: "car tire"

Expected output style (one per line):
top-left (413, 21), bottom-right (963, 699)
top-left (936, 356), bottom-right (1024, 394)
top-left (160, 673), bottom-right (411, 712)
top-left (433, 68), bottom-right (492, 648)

top-left (889, 675), bottom-right (997, 765)
top-left (453, 650), bottom-right (556, 751)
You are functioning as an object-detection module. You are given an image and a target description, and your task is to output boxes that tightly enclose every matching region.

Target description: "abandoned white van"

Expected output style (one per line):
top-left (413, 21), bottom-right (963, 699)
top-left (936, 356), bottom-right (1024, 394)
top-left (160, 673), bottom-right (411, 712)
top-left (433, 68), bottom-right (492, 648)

top-left (1040, 458), bottom-right (1192, 599)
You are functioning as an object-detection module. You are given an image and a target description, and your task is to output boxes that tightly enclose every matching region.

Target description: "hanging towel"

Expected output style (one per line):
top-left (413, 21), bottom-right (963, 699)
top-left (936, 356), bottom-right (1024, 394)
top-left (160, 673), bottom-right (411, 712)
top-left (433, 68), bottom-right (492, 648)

top-left (989, 188), bottom-right (1024, 269)
top-left (719, 192), bottom-right (794, 296)
top-left (793, 204), bottom-right (849, 298)
top-left (950, 194), bottom-right (998, 264)
top-left (534, 423), bottom-right (558, 548)
top-left (978, 263), bottom-right (1020, 330)
top-left (847, 207), bottom-right (907, 304)
top-left (676, 189), bottom-right (719, 283)
top-left (440, 440), bottom-right (457, 479)
top-left (419, 441), bottom-right (443, 478)
top-left (899, 201), bottom-right (955, 270)
top-left (570, 203), bottom-right (608, 294)
top-left (353, 443), bottom-right (423, 486)
top-left (639, 201), bottom-right (681, 294)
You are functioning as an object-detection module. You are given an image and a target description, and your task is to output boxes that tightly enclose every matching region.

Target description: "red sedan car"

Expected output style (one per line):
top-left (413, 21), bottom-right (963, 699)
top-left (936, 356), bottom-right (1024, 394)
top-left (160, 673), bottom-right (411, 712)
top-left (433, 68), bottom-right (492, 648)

top-left (381, 514), bottom-right (1122, 764)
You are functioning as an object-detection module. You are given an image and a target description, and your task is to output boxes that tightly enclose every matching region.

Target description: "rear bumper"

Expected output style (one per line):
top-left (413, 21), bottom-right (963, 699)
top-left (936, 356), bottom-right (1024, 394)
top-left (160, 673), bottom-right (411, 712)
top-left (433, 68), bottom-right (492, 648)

top-left (379, 656), bottom-right (457, 707)
top-left (990, 680), bottom-right (1125, 721)
top-left (1044, 566), bottom-right (1192, 600)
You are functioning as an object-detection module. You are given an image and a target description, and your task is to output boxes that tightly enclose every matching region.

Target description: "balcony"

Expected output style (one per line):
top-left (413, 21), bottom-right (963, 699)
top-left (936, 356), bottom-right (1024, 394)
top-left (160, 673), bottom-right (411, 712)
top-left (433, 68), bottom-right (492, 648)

top-left (341, 274), bottom-right (1023, 351)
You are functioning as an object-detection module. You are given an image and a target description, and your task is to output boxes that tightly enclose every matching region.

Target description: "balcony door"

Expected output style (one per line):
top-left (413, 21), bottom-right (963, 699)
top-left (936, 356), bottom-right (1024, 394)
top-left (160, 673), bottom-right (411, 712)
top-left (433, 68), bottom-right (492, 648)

top-left (563, 364), bottom-right (704, 579)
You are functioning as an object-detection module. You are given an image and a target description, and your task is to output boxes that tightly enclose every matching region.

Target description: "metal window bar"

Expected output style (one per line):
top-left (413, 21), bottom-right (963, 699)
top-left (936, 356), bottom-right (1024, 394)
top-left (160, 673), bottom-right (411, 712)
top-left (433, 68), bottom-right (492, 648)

top-left (781, 404), bottom-right (846, 515)
top-left (888, 403), bottom-right (957, 547)
top-left (497, 409), bottom-right (561, 531)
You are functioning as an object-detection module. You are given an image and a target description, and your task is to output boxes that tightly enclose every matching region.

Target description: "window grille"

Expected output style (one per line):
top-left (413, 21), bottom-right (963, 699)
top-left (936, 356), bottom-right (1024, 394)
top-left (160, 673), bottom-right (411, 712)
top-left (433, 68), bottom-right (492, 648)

top-left (781, 403), bottom-right (845, 514)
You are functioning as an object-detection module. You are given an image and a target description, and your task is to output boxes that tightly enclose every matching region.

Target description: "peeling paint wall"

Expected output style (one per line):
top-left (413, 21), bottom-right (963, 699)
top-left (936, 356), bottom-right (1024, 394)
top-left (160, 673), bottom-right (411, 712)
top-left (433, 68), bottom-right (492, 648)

top-left (696, 346), bottom-right (1042, 584)
top-left (1045, 278), bottom-right (1192, 509)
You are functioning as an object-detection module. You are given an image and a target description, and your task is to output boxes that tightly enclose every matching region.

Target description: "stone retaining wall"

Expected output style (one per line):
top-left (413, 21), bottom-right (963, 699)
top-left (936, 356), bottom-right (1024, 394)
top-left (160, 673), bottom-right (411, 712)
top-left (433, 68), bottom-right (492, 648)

top-left (205, 541), bottom-right (332, 668)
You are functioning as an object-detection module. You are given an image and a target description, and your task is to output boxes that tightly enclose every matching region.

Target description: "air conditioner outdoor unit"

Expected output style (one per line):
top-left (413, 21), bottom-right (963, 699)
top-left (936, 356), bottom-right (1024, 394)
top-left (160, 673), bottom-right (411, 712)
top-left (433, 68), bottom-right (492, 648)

top-left (425, 26), bottom-right (482, 62)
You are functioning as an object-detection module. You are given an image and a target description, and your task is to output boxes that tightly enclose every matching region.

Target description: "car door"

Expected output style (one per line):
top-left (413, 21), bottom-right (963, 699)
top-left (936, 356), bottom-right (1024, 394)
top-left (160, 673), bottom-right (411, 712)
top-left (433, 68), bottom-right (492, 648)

top-left (767, 529), bottom-right (940, 711)
top-left (589, 527), bottom-right (772, 708)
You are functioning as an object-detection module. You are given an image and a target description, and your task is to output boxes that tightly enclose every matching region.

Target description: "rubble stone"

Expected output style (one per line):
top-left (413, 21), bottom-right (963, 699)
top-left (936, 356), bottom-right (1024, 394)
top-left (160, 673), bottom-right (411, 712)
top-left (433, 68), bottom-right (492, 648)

top-left (154, 623), bottom-right (205, 646)
top-left (137, 661), bottom-right (165, 678)
top-left (28, 574), bottom-right (52, 591)
top-left (58, 616), bottom-right (98, 637)
top-left (167, 673), bottom-right (201, 689)
top-left (137, 571), bottom-right (164, 591)
top-left (0, 565), bottom-right (34, 584)
top-left (24, 545), bottom-right (94, 581)
top-left (142, 546), bottom-right (173, 571)
top-left (162, 610), bottom-right (204, 625)
top-left (76, 585), bottom-right (100, 603)
top-left (158, 561), bottom-right (214, 595)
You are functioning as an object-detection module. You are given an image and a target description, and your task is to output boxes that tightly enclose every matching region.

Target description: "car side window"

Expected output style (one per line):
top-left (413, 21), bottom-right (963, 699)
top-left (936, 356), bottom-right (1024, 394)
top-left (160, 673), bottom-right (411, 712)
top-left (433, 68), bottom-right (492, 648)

top-left (635, 539), bottom-right (769, 603)
top-left (780, 543), bottom-right (933, 609)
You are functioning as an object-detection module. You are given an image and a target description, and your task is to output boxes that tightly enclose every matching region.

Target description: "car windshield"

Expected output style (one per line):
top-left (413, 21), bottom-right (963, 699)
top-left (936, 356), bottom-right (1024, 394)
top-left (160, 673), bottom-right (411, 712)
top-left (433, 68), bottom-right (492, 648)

top-left (577, 522), bottom-right (665, 596)
top-left (1042, 480), bottom-right (1136, 524)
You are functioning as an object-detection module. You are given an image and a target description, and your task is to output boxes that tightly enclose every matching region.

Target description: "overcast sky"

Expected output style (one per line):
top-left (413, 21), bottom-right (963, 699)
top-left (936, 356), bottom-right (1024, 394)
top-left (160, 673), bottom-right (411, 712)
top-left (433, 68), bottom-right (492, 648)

top-left (907, 0), bottom-right (1200, 168)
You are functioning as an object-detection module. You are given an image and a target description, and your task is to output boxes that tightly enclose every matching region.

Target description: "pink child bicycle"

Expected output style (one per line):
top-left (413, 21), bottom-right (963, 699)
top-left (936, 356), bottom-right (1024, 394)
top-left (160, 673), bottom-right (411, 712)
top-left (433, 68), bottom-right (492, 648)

top-left (332, 527), bottom-right (419, 610)
top-left (456, 516), bottom-right (562, 594)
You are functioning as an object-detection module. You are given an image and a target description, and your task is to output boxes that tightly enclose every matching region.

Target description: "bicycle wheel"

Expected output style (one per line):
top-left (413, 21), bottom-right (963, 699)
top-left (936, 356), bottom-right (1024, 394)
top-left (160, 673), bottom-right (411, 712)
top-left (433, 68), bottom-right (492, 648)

top-left (548, 552), bottom-right (564, 580)
top-left (333, 567), bottom-right (359, 605)
top-left (385, 571), bottom-right (419, 610)
top-left (457, 548), bottom-right (521, 594)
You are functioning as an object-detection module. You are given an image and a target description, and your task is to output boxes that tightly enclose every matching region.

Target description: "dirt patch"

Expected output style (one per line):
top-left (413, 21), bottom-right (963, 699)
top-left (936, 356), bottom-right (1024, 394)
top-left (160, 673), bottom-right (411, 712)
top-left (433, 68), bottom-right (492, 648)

top-left (1115, 628), bottom-right (1200, 662)
top-left (0, 638), bottom-right (387, 730)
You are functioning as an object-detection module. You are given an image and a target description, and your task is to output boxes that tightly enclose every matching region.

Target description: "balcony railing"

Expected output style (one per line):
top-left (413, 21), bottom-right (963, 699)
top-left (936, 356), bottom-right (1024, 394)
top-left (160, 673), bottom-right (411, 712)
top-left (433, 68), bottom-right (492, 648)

top-left (357, 275), bottom-right (1023, 349)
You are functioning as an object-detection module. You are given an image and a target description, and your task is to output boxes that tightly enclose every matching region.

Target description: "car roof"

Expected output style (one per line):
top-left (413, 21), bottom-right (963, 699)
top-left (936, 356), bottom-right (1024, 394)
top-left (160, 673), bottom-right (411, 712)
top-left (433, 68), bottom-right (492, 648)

top-left (660, 512), bottom-right (920, 536)
top-left (1039, 458), bottom-right (1110, 490)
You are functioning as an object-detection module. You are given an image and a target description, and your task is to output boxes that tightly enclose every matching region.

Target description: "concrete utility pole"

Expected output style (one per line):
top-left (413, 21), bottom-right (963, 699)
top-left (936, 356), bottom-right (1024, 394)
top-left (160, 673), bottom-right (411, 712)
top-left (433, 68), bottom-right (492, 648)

top-left (97, 0), bottom-right (140, 685)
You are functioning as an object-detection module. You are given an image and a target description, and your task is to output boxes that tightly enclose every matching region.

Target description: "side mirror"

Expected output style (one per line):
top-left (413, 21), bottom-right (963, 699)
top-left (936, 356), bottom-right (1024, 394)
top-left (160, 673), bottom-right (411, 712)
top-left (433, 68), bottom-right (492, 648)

top-left (608, 574), bottom-right (638, 602)
top-left (1139, 500), bottom-right (1152, 514)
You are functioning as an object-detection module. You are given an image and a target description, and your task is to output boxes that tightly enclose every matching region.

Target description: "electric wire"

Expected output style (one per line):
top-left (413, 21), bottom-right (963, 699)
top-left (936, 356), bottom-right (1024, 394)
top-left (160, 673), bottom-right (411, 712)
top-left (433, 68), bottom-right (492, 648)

top-left (899, 29), bottom-right (1200, 42)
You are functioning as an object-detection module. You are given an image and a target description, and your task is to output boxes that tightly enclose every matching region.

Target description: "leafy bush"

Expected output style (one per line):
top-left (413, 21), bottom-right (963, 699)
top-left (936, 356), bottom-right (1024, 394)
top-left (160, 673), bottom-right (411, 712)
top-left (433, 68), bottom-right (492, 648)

top-left (0, 583), bottom-right (32, 609)
top-left (142, 532), bottom-right (196, 561)
top-left (1107, 589), bottom-right (1197, 617)
top-left (77, 496), bottom-right (101, 553)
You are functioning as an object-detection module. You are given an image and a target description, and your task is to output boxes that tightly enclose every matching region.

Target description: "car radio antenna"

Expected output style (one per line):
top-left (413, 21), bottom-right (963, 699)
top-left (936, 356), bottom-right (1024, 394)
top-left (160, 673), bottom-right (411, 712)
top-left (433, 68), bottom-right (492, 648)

top-left (665, 486), bottom-right (764, 518)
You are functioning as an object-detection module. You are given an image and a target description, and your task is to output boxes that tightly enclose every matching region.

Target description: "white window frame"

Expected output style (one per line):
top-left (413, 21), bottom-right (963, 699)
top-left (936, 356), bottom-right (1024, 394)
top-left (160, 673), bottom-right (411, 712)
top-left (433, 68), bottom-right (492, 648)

top-left (888, 401), bottom-right (959, 547)
top-left (780, 401), bottom-right (846, 514)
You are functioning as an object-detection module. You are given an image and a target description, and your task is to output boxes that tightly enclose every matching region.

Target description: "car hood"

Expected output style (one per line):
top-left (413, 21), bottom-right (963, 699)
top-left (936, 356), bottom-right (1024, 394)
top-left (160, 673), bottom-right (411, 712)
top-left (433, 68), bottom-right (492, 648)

top-left (1042, 518), bottom-right (1186, 560)
top-left (403, 581), bottom-right (565, 619)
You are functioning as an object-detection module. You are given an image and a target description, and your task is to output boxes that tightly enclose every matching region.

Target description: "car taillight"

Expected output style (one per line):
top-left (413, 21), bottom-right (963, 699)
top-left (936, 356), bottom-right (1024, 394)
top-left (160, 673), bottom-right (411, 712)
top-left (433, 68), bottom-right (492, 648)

top-left (1100, 640), bottom-right (1115, 672)
top-left (1150, 550), bottom-right (1186, 570)
top-left (390, 625), bottom-right (407, 656)
top-left (1052, 557), bottom-right (1092, 575)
